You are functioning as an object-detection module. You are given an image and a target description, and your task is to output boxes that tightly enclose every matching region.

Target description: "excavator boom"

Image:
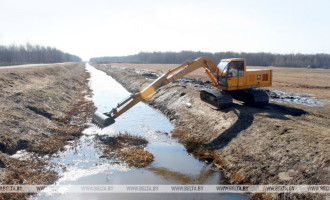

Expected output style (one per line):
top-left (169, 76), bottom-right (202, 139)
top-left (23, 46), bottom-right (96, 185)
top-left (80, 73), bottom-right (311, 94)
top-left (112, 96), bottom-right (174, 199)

top-left (92, 57), bottom-right (218, 128)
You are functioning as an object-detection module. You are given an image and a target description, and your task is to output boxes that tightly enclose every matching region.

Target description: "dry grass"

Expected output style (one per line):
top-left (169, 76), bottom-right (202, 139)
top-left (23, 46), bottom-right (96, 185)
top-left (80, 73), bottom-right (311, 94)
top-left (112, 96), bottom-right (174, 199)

top-left (191, 149), bottom-right (215, 163)
top-left (0, 63), bottom-right (94, 155)
top-left (0, 63), bottom-right (94, 199)
top-left (30, 71), bottom-right (94, 156)
top-left (170, 128), bottom-right (186, 139)
top-left (0, 153), bottom-right (58, 200)
top-left (98, 133), bottom-right (154, 168)
top-left (1, 158), bottom-right (57, 185)
top-left (171, 129), bottom-right (216, 163)
top-left (120, 146), bottom-right (154, 168)
top-left (184, 139), bottom-right (216, 163)
top-left (27, 125), bottom-right (80, 155)
top-left (27, 99), bottom-right (94, 155)
top-left (98, 132), bottom-right (148, 149)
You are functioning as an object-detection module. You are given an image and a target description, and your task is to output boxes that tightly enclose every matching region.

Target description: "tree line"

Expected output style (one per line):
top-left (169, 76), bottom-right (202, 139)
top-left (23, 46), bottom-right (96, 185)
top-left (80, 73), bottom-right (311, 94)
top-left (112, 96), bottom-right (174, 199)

top-left (0, 43), bottom-right (81, 66)
top-left (90, 51), bottom-right (330, 69)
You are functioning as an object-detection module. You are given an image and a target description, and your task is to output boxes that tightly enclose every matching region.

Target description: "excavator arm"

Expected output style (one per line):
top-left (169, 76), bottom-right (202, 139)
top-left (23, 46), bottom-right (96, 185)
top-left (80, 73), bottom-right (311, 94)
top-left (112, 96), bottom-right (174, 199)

top-left (92, 57), bottom-right (219, 128)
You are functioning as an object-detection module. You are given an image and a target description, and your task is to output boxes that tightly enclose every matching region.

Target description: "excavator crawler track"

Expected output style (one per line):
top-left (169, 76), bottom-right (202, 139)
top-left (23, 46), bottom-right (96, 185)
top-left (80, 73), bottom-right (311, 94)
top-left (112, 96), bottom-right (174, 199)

top-left (200, 89), bottom-right (233, 109)
top-left (230, 89), bottom-right (269, 106)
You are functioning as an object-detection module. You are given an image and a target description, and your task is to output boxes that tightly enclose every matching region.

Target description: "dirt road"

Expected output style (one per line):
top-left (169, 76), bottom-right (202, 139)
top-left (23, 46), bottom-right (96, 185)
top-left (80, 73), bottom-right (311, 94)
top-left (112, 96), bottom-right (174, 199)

top-left (0, 63), bottom-right (94, 199)
top-left (93, 63), bottom-right (329, 199)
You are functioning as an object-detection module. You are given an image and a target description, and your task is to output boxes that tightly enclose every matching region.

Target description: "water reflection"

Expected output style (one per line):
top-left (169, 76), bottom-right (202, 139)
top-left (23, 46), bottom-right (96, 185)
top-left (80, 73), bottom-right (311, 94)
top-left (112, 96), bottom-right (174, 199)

top-left (148, 165), bottom-right (216, 184)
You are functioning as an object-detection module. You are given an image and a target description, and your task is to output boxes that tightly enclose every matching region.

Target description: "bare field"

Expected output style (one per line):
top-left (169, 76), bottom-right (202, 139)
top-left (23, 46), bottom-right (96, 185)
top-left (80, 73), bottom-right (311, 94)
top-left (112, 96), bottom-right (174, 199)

top-left (250, 66), bottom-right (330, 98)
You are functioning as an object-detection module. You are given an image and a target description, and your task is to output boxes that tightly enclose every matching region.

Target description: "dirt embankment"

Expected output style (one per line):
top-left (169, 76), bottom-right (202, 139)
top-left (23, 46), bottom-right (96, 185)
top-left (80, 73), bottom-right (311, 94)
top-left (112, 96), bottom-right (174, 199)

top-left (0, 63), bottom-right (94, 199)
top-left (93, 63), bottom-right (329, 199)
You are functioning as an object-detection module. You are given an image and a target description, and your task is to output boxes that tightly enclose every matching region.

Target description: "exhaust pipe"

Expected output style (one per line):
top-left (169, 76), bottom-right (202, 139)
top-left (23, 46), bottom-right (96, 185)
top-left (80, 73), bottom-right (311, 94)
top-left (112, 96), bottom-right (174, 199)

top-left (92, 111), bottom-right (115, 128)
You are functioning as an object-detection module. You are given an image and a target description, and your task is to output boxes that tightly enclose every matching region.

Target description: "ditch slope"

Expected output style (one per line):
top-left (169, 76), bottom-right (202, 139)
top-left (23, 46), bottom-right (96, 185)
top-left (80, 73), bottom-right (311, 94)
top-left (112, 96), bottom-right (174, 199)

top-left (0, 63), bottom-right (94, 199)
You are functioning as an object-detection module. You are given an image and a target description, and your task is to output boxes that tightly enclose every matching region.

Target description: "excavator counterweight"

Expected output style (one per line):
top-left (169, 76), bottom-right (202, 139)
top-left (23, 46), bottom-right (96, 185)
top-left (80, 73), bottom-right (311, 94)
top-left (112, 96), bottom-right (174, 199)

top-left (92, 57), bottom-right (272, 128)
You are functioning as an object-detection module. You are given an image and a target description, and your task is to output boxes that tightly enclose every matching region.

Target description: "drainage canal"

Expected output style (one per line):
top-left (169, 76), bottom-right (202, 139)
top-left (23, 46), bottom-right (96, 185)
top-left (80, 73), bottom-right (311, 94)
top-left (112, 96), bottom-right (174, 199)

top-left (34, 64), bottom-right (248, 200)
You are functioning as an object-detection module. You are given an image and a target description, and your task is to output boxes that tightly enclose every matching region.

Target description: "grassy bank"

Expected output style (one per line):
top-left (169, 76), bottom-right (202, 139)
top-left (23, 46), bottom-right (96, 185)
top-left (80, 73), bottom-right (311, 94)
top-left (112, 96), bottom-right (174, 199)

top-left (0, 63), bottom-right (94, 199)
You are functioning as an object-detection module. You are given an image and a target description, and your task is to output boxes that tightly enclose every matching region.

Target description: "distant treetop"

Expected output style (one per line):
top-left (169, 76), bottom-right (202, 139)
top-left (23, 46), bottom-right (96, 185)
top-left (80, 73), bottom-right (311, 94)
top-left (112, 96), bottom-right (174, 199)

top-left (0, 43), bottom-right (81, 66)
top-left (90, 51), bottom-right (330, 69)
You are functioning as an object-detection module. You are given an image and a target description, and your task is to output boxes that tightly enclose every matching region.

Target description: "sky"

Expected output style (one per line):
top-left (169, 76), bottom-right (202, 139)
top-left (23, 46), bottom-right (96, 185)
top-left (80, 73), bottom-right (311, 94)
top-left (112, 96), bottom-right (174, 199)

top-left (1, 0), bottom-right (329, 61)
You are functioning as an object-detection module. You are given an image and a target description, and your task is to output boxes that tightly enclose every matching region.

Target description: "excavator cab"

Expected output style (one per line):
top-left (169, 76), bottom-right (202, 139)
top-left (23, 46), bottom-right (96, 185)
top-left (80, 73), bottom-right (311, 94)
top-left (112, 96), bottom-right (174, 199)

top-left (215, 58), bottom-right (271, 91)
top-left (216, 59), bottom-right (246, 89)
top-left (201, 58), bottom-right (271, 109)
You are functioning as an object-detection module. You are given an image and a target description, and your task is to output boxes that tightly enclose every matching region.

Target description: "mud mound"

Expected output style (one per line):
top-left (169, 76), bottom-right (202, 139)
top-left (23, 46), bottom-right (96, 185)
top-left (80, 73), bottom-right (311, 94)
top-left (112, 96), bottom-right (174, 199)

top-left (265, 89), bottom-right (324, 107)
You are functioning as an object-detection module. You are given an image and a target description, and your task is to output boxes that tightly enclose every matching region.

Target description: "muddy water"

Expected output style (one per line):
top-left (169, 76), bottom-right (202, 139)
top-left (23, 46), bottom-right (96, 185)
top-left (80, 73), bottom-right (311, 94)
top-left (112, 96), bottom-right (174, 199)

top-left (34, 64), bottom-right (248, 200)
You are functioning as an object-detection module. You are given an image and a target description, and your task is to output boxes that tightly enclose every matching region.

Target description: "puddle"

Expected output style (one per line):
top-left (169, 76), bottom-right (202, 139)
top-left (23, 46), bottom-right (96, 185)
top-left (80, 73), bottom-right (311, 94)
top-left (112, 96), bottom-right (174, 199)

top-left (33, 64), bottom-right (248, 200)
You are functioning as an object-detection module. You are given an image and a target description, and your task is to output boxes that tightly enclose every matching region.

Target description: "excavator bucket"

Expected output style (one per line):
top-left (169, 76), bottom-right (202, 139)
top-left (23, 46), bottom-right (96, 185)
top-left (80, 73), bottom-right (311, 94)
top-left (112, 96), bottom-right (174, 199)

top-left (92, 111), bottom-right (115, 128)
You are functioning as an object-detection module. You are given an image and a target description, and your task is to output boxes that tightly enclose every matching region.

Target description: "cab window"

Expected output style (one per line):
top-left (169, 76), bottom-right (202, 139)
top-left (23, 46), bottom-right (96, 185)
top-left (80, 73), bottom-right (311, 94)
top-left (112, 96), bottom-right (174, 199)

top-left (228, 61), bottom-right (244, 77)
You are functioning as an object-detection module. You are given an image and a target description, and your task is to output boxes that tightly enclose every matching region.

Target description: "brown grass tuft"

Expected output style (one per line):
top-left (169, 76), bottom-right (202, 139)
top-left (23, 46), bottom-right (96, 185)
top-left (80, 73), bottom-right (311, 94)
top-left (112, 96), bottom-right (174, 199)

top-left (120, 146), bottom-right (154, 168)
top-left (0, 153), bottom-right (58, 200)
top-left (98, 132), bottom-right (153, 168)
top-left (98, 132), bottom-right (148, 149)
top-left (191, 149), bottom-right (215, 163)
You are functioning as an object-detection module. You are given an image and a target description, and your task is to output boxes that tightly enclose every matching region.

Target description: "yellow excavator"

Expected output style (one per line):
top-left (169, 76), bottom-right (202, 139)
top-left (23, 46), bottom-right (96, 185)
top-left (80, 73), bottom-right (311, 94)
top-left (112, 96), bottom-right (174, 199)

top-left (93, 57), bottom-right (272, 128)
